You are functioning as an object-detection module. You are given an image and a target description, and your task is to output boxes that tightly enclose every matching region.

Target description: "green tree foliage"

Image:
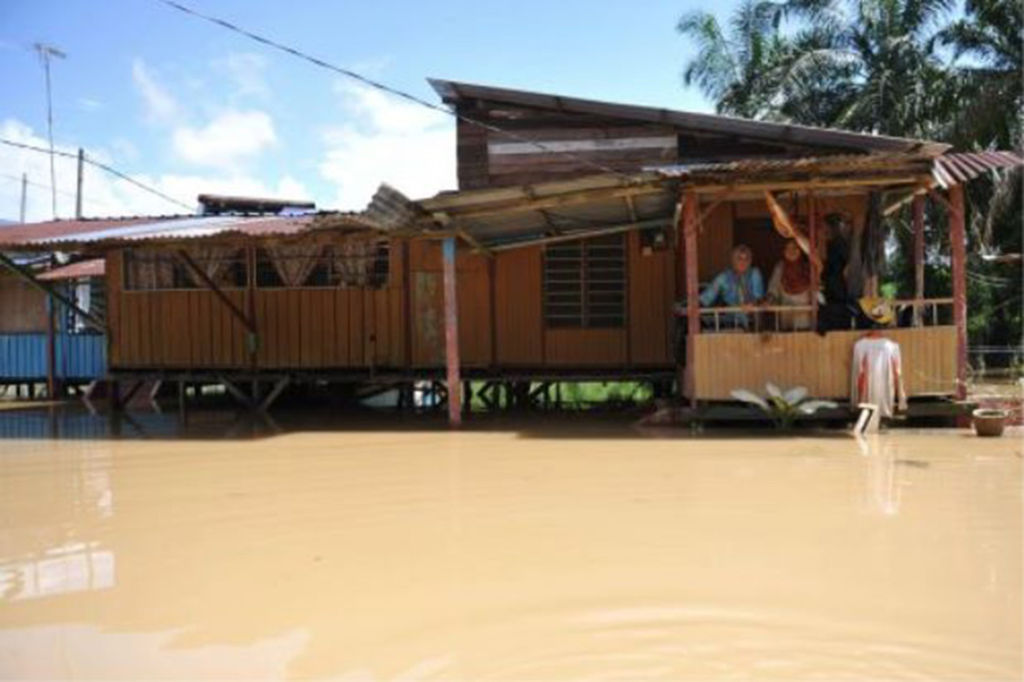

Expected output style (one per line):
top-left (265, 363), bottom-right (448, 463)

top-left (679, 0), bottom-right (1022, 357)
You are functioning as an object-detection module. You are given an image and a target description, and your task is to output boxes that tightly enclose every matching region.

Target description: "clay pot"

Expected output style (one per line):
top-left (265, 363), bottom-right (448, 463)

top-left (972, 408), bottom-right (1008, 437)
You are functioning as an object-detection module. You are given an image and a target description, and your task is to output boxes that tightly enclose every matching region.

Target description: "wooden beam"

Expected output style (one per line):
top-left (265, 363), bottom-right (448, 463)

top-left (0, 252), bottom-right (105, 329)
top-left (949, 185), bottom-right (968, 400)
top-left (808, 193), bottom-right (820, 330)
top-left (624, 194), bottom-right (638, 222)
top-left (488, 218), bottom-right (670, 252)
top-left (456, 227), bottom-right (493, 257)
top-left (697, 197), bottom-right (725, 231)
top-left (694, 175), bottom-right (925, 195)
top-left (763, 191), bottom-right (823, 271)
top-left (927, 187), bottom-right (961, 218)
top-left (258, 376), bottom-right (290, 412)
top-left (442, 237), bottom-right (462, 426)
top-left (683, 190), bottom-right (699, 409)
top-left (913, 194), bottom-right (925, 326)
top-left (176, 249), bottom-right (256, 335)
top-left (431, 183), bottom-right (666, 221)
top-left (883, 184), bottom-right (930, 216)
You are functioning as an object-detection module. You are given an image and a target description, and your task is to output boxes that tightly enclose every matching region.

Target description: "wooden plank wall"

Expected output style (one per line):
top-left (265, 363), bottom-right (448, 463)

top-left (0, 273), bottom-right (48, 333)
top-left (455, 102), bottom-right (679, 189)
top-left (108, 239), bottom-right (406, 371)
top-left (693, 326), bottom-right (957, 400)
top-left (408, 239), bottom-right (492, 367)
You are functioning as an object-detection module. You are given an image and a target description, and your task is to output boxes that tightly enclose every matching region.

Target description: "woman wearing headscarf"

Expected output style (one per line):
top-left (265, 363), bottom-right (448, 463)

top-left (767, 239), bottom-right (812, 331)
top-left (699, 244), bottom-right (764, 329)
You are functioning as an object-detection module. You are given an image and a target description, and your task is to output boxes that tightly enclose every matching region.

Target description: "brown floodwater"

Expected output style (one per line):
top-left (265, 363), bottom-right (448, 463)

top-left (0, 409), bottom-right (1020, 680)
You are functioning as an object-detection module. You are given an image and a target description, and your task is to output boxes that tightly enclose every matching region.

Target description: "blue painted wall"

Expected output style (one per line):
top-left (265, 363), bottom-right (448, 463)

top-left (0, 333), bottom-right (106, 381)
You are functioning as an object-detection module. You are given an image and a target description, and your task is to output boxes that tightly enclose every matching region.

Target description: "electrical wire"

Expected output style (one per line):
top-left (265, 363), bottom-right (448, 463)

top-left (0, 138), bottom-right (193, 211)
top-left (157, 0), bottom-right (635, 181)
top-left (0, 171), bottom-right (78, 199)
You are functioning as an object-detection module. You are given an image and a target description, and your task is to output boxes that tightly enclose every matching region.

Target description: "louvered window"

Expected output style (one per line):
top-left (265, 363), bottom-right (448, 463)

top-left (543, 235), bottom-right (625, 328)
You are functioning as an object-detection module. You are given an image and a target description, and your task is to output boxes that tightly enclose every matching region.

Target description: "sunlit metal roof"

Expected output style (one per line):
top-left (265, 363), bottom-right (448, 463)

top-left (0, 212), bottom-right (379, 251)
top-left (932, 151), bottom-right (1023, 188)
top-left (37, 258), bottom-right (105, 281)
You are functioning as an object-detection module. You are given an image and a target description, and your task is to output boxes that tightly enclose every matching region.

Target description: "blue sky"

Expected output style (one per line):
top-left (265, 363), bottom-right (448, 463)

top-left (0, 0), bottom-right (736, 221)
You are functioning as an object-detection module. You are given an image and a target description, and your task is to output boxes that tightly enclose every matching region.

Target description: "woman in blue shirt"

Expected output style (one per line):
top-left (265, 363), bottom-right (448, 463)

top-left (699, 244), bottom-right (764, 329)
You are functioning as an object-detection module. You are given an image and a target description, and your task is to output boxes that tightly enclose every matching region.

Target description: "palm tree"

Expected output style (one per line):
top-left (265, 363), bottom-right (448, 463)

top-left (940, 0), bottom-right (1022, 149)
top-left (677, 0), bottom-right (792, 119)
top-left (767, 0), bottom-right (955, 138)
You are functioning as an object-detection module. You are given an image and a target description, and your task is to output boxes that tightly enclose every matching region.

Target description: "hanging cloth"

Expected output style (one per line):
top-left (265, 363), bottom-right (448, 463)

top-left (129, 249), bottom-right (174, 290)
top-left (850, 335), bottom-right (907, 418)
top-left (333, 235), bottom-right (379, 287)
top-left (266, 243), bottom-right (322, 287)
top-left (183, 245), bottom-right (235, 287)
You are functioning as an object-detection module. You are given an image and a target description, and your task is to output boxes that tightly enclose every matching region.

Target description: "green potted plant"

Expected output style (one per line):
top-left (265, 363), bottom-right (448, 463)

top-left (731, 383), bottom-right (838, 429)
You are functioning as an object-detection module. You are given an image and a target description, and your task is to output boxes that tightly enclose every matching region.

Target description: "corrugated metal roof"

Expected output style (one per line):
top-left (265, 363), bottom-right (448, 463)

top-left (0, 212), bottom-right (378, 251)
top-left (37, 258), bottom-right (105, 281)
top-left (652, 150), bottom-right (1023, 188)
top-left (429, 78), bottom-right (951, 157)
top-left (651, 152), bottom-right (934, 181)
top-left (364, 183), bottom-right (423, 230)
top-left (932, 151), bottom-right (1023, 188)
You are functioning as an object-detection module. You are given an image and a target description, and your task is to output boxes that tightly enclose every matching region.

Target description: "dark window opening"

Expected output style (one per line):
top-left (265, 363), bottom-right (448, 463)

top-left (256, 239), bottom-right (390, 289)
top-left (123, 247), bottom-right (247, 291)
top-left (543, 235), bottom-right (625, 328)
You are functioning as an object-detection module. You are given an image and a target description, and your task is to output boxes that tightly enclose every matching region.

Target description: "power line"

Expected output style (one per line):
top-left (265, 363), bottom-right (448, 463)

top-left (0, 170), bottom-right (78, 199)
top-left (0, 137), bottom-right (193, 211)
top-left (157, 0), bottom-right (634, 181)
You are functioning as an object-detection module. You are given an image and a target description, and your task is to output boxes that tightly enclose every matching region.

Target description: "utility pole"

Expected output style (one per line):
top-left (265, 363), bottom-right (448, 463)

top-left (75, 147), bottom-right (84, 219)
top-left (19, 173), bottom-right (27, 223)
top-left (33, 42), bottom-right (66, 220)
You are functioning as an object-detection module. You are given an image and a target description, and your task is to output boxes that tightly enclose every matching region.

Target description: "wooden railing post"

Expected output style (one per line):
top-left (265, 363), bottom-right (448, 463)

top-left (808, 193), bottom-right (819, 330)
top-left (913, 194), bottom-right (925, 326)
top-left (683, 190), bottom-right (699, 408)
top-left (949, 185), bottom-right (968, 400)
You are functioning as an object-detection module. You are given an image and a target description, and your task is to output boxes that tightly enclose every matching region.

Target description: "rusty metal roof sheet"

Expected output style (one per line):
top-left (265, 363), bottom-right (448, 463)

top-left (653, 150), bottom-right (1023, 188)
top-left (0, 212), bottom-right (378, 251)
top-left (37, 258), bottom-right (105, 281)
top-left (932, 151), bottom-right (1023, 188)
top-left (651, 152), bottom-right (934, 181)
top-left (429, 78), bottom-right (951, 157)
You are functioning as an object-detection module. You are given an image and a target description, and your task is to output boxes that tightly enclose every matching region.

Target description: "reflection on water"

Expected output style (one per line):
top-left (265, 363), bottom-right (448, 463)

top-left (0, 407), bottom-right (1019, 680)
top-left (0, 542), bottom-right (115, 602)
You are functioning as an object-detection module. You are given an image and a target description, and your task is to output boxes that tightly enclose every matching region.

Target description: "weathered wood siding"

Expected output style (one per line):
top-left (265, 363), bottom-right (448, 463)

top-left (455, 102), bottom-right (678, 189)
top-left (455, 101), bottom-right (852, 191)
top-left (108, 240), bottom-right (407, 371)
top-left (693, 327), bottom-right (957, 400)
top-left (0, 273), bottom-right (48, 333)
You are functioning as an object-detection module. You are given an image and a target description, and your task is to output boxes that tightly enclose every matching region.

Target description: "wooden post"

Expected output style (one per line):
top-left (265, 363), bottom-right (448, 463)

top-left (442, 237), bottom-right (462, 426)
top-left (683, 190), bottom-right (699, 408)
top-left (949, 184), bottom-right (968, 400)
top-left (912, 194), bottom-right (925, 326)
top-left (46, 293), bottom-right (56, 399)
top-left (808, 193), bottom-right (819, 329)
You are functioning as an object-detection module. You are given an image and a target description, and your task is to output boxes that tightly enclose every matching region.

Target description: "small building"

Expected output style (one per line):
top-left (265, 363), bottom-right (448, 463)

top-left (0, 80), bottom-right (1019, 420)
top-left (0, 254), bottom-right (105, 396)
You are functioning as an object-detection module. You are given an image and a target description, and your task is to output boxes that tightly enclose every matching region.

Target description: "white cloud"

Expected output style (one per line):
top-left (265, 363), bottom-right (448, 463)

top-left (318, 82), bottom-right (456, 210)
top-left (213, 53), bottom-right (269, 99)
top-left (0, 119), bottom-right (308, 222)
top-left (77, 97), bottom-right (103, 112)
top-left (172, 110), bottom-right (277, 170)
top-left (131, 59), bottom-right (180, 125)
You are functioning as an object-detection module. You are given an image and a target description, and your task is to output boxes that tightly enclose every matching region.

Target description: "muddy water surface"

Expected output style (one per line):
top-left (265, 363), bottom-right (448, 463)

top-left (0, 411), bottom-right (1020, 680)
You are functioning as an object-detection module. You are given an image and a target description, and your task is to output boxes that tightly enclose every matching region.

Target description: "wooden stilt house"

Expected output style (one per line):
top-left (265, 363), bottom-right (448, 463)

top-left (0, 80), bottom-right (1018, 420)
